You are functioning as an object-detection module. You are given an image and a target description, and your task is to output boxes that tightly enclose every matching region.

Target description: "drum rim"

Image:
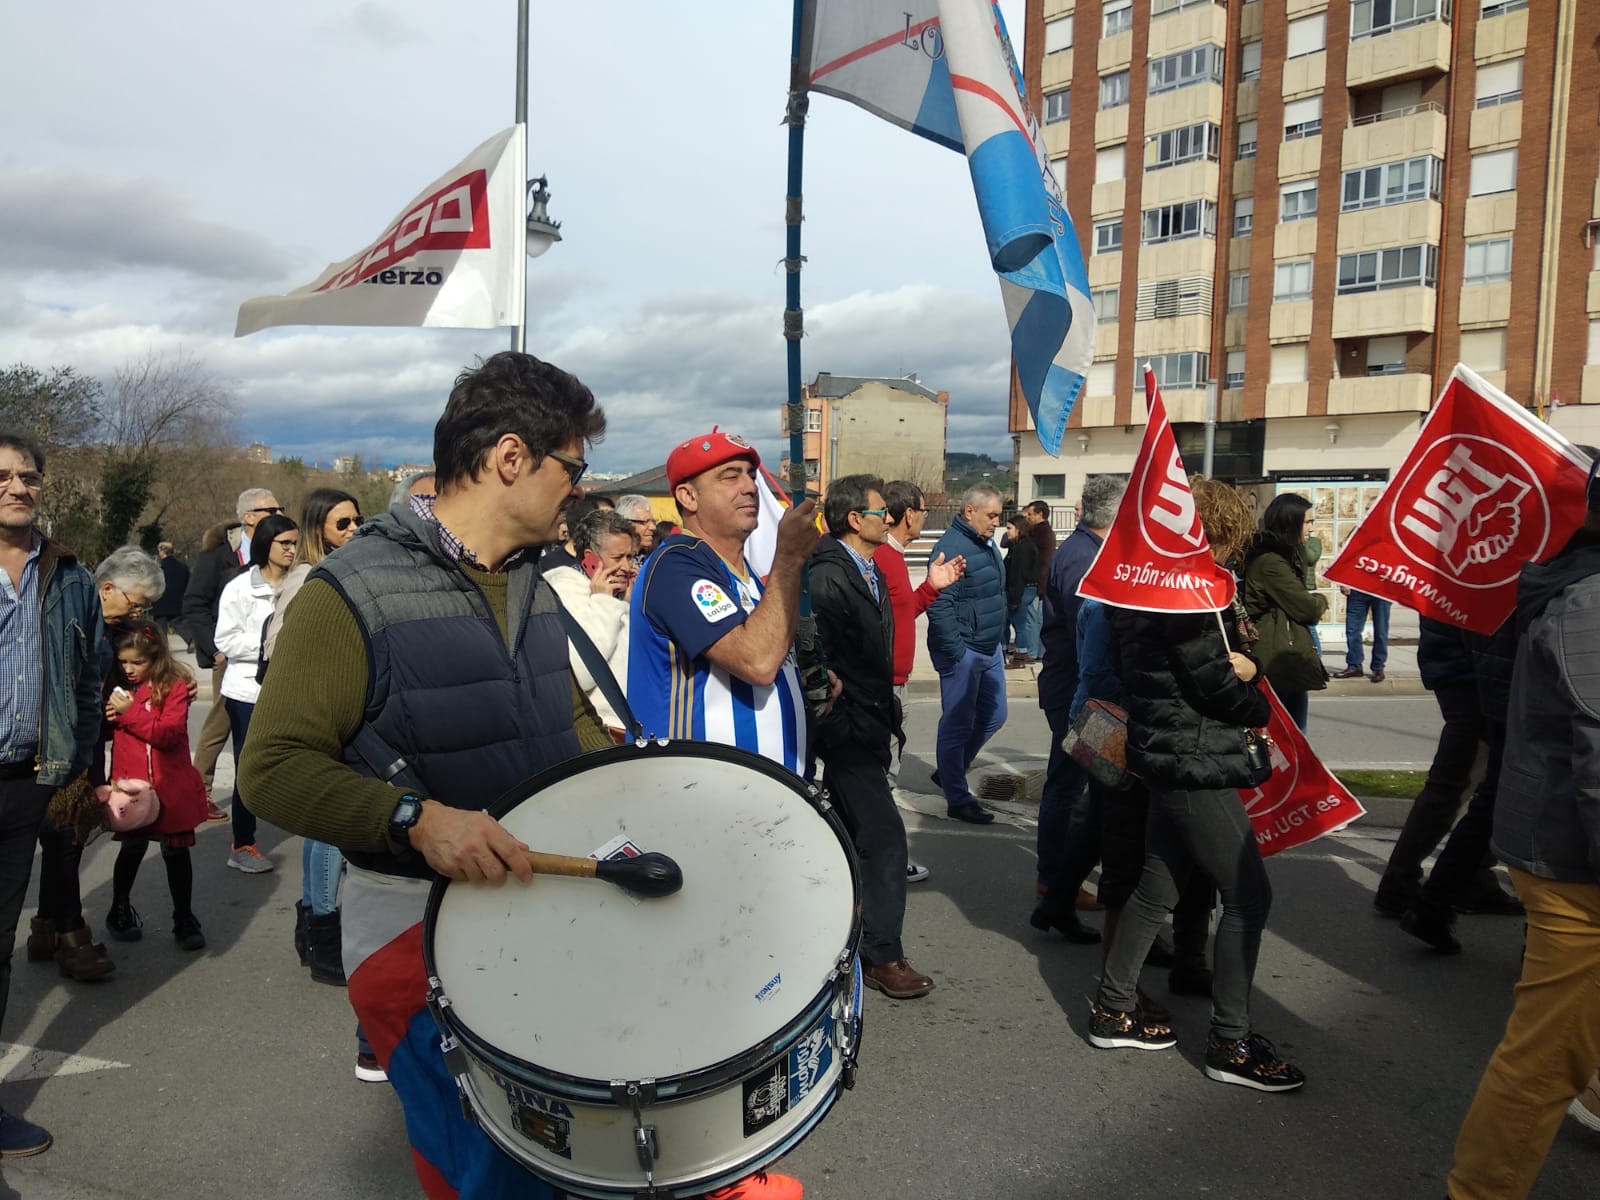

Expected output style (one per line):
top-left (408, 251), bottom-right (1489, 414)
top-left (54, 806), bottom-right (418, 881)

top-left (421, 738), bottom-right (863, 1099)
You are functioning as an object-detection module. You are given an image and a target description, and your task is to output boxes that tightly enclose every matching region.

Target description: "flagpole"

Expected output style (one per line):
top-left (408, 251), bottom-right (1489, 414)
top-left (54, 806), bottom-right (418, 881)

top-left (782, 0), bottom-right (809, 503)
top-left (512, 0), bottom-right (530, 353)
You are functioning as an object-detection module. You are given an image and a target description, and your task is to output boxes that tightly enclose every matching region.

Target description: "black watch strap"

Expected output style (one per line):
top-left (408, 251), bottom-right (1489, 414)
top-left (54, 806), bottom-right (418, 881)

top-left (387, 792), bottom-right (425, 847)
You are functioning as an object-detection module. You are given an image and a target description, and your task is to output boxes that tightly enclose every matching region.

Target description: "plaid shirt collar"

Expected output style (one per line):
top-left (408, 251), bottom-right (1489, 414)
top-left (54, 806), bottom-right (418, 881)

top-left (407, 492), bottom-right (529, 574)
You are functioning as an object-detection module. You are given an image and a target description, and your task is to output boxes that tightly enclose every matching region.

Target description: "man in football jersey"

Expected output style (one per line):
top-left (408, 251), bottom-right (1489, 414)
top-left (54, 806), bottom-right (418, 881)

top-left (629, 430), bottom-right (820, 771)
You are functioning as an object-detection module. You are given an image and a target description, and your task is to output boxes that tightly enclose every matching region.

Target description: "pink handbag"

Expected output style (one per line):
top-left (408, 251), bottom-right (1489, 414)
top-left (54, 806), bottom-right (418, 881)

top-left (96, 778), bottom-right (162, 834)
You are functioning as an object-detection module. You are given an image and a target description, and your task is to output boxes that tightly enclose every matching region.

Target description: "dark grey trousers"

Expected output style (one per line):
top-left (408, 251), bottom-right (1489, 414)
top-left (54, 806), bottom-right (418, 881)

top-left (0, 775), bottom-right (53, 1036)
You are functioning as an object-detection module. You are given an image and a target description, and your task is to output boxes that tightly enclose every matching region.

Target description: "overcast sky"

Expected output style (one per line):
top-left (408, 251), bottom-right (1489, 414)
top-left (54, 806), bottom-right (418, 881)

top-left (0, 1), bottom-right (1032, 474)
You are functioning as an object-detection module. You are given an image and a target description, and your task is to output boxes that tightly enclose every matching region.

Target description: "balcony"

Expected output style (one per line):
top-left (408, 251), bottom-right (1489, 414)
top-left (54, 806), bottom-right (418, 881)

top-left (1042, 52), bottom-right (1073, 92)
top-left (1140, 160), bottom-right (1219, 209)
top-left (1463, 192), bottom-right (1517, 238)
top-left (1469, 100), bottom-right (1523, 151)
top-left (1095, 106), bottom-right (1129, 147)
top-left (1278, 135), bottom-right (1322, 180)
top-left (1269, 300), bottom-right (1315, 344)
top-left (1331, 286), bottom-right (1437, 338)
top-left (1336, 204), bottom-right (1443, 254)
top-left (1342, 103), bottom-right (1448, 168)
top-left (1460, 282), bottom-right (1512, 326)
top-left (1274, 219), bottom-right (1319, 260)
top-left (1147, 2), bottom-right (1227, 58)
top-left (1098, 30), bottom-right (1132, 73)
top-left (1265, 383), bottom-right (1310, 419)
top-left (1348, 19), bottom-right (1452, 89)
top-left (1091, 179), bottom-right (1126, 217)
top-left (1327, 373), bottom-right (1434, 415)
top-left (1475, 5), bottom-right (1528, 58)
top-left (1145, 88), bottom-right (1223, 135)
top-left (1281, 51), bottom-right (1326, 100)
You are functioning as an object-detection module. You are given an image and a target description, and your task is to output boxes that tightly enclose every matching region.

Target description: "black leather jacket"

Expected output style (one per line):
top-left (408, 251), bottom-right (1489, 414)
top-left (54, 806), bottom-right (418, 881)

top-left (810, 536), bottom-right (900, 763)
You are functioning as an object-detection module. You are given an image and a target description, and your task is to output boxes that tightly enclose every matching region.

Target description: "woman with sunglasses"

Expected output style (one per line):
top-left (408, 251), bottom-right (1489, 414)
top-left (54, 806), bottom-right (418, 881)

top-left (213, 513), bottom-right (299, 876)
top-left (261, 491), bottom-right (362, 976)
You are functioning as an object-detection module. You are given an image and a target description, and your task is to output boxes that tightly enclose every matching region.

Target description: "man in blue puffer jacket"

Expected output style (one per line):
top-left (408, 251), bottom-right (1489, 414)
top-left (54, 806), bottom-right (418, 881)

top-left (926, 483), bottom-right (1007, 822)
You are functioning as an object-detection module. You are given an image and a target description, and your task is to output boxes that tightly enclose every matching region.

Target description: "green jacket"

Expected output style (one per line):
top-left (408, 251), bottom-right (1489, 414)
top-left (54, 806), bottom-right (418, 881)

top-left (1243, 535), bottom-right (1328, 693)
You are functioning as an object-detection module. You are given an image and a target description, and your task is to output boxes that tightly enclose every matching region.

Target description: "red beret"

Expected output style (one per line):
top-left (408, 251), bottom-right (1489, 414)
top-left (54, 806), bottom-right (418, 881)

top-left (665, 427), bottom-right (761, 490)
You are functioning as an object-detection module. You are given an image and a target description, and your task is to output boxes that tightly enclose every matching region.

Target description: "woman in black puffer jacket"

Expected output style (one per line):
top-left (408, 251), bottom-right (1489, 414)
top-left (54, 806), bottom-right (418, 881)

top-left (1088, 478), bottom-right (1306, 1094)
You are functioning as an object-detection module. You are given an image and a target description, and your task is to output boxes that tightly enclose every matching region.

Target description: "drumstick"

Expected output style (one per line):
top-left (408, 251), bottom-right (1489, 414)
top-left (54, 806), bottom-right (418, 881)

top-left (523, 850), bottom-right (684, 898)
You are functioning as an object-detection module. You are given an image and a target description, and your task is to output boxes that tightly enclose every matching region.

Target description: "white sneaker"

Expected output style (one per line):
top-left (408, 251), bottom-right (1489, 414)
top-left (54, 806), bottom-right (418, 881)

top-left (1570, 1071), bottom-right (1600, 1133)
top-left (906, 861), bottom-right (930, 884)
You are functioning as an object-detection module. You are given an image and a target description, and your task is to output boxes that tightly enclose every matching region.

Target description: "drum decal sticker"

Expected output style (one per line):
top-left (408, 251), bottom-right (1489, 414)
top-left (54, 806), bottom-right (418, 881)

top-left (742, 1062), bottom-right (790, 1137)
top-left (499, 1078), bottom-right (574, 1160)
top-left (691, 579), bottom-right (739, 621)
top-left (788, 1019), bottom-right (834, 1108)
top-left (754, 972), bottom-right (783, 1003)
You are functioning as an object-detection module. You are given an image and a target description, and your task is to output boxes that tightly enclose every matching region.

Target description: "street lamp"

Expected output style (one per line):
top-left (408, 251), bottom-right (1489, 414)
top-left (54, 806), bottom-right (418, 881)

top-left (526, 176), bottom-right (562, 259)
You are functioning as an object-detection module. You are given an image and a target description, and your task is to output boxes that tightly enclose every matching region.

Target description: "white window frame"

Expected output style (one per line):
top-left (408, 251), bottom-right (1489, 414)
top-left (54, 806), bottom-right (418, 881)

top-left (1228, 271), bottom-right (1250, 311)
top-left (1336, 244), bottom-right (1441, 294)
top-left (1270, 344), bottom-right (1309, 385)
top-left (1284, 96), bottom-right (1323, 141)
top-left (1240, 42), bottom-right (1262, 82)
top-left (1341, 155), bottom-right (1444, 211)
top-left (1141, 200), bottom-right (1217, 245)
top-left (1044, 15), bottom-right (1073, 55)
top-left (1147, 352), bottom-right (1211, 390)
top-left (1103, 0), bottom-right (1133, 37)
top-left (1352, 0), bottom-right (1448, 41)
top-left (804, 409), bottom-right (823, 433)
top-left (1096, 145), bottom-right (1126, 185)
top-left (1474, 58), bottom-right (1522, 108)
top-left (1469, 148), bottom-right (1518, 196)
top-left (1237, 119), bottom-right (1258, 159)
top-left (1274, 259), bottom-right (1314, 302)
top-left (1233, 196), bottom-right (1254, 237)
top-left (1099, 70), bottom-right (1131, 110)
top-left (1045, 89), bottom-right (1070, 125)
top-left (1094, 218), bottom-right (1123, 254)
top-left (1287, 13), bottom-right (1326, 58)
top-left (1462, 237), bottom-right (1512, 285)
top-left (1092, 287), bottom-right (1120, 321)
top-left (1481, 0), bottom-right (1527, 15)
top-left (1280, 180), bottom-right (1318, 222)
top-left (1145, 122), bottom-right (1221, 171)
top-left (1087, 360), bottom-right (1118, 394)
top-left (1225, 350), bottom-right (1246, 390)
top-left (1148, 44), bottom-right (1225, 96)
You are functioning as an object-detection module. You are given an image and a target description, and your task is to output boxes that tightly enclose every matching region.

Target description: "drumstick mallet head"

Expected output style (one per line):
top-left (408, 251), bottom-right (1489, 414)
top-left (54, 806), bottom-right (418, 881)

top-left (523, 850), bottom-right (684, 898)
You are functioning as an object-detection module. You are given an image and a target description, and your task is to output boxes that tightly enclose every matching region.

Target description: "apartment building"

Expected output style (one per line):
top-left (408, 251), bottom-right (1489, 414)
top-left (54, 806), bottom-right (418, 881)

top-left (1013, 0), bottom-right (1600, 534)
top-left (779, 372), bottom-right (949, 497)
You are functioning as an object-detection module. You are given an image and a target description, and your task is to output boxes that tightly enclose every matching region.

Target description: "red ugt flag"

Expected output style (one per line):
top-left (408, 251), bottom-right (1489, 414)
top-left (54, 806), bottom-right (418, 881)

top-left (1077, 366), bottom-right (1238, 612)
top-left (1324, 365), bottom-right (1592, 634)
top-left (1242, 684), bottom-right (1365, 858)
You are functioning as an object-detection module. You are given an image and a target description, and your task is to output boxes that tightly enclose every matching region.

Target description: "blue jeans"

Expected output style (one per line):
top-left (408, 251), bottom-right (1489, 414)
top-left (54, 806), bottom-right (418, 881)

top-left (1038, 706), bottom-right (1088, 889)
top-left (1011, 587), bottom-right (1042, 658)
top-left (1344, 591), bottom-right (1391, 671)
top-left (1281, 690), bottom-right (1310, 731)
top-left (224, 698), bottom-right (259, 849)
top-left (933, 645), bottom-right (1008, 808)
top-left (302, 840), bottom-right (346, 916)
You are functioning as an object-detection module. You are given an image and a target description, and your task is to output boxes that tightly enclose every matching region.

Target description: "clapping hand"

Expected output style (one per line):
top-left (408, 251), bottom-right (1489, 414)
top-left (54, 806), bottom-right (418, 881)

top-left (925, 553), bottom-right (966, 592)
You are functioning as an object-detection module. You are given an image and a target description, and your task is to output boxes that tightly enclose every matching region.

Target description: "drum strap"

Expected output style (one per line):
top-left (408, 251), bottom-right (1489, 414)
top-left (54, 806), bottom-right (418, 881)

top-left (550, 592), bottom-right (645, 743)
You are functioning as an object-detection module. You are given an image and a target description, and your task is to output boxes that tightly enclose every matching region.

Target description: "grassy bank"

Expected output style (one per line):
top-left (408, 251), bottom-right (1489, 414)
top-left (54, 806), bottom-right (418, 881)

top-left (1332, 769), bottom-right (1426, 799)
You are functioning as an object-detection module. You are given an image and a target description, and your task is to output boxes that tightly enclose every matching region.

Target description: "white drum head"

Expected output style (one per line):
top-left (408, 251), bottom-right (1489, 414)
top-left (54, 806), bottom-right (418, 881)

top-left (429, 748), bottom-right (857, 1083)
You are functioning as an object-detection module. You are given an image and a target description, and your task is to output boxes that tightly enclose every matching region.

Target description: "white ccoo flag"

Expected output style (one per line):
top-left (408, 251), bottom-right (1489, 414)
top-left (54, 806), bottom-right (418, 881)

top-left (236, 127), bottom-right (526, 337)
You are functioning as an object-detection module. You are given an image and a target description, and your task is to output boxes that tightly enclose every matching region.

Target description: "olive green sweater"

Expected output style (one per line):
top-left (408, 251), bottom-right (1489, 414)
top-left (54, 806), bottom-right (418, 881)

top-left (240, 566), bottom-right (610, 855)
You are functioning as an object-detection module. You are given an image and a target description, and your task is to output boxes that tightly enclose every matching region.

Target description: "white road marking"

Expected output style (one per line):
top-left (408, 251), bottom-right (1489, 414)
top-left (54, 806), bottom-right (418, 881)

top-left (0, 1041), bottom-right (129, 1084)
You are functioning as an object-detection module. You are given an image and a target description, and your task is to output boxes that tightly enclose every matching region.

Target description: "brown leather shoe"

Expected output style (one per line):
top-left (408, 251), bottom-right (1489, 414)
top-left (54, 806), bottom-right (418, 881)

top-left (56, 927), bottom-right (115, 982)
top-left (1076, 887), bottom-right (1105, 912)
top-left (1330, 666), bottom-right (1365, 680)
top-left (25, 918), bottom-right (56, 963)
top-left (863, 958), bottom-right (934, 999)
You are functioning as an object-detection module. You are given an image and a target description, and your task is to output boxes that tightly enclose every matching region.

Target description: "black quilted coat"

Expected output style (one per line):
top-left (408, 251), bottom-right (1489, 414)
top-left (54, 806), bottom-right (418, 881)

top-left (1109, 606), bottom-right (1271, 791)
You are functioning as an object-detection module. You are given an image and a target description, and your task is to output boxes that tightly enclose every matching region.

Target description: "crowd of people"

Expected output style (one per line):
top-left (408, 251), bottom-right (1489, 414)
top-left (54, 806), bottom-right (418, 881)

top-left (0, 351), bottom-right (1595, 1200)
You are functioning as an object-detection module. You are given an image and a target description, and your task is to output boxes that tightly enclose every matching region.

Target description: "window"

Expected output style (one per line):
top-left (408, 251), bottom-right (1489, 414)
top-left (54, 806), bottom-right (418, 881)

top-left (1094, 218), bottom-right (1123, 254)
top-left (1462, 237), bottom-right (1512, 285)
top-left (1033, 474), bottom-right (1067, 500)
top-left (1044, 16), bottom-right (1073, 55)
top-left (1136, 276), bottom-right (1212, 319)
top-left (1341, 155), bottom-right (1444, 210)
top-left (1099, 70), bottom-right (1130, 109)
top-left (1142, 200), bottom-right (1217, 244)
top-left (1096, 145), bottom-right (1126, 184)
top-left (1459, 328), bottom-right (1507, 373)
top-left (1050, 157), bottom-right (1068, 191)
top-left (1148, 45), bottom-right (1224, 95)
top-left (1147, 352), bottom-right (1210, 390)
top-left (1284, 96), bottom-right (1322, 141)
top-left (1280, 180), bottom-right (1318, 222)
top-left (1469, 148), bottom-right (1517, 196)
top-left (1336, 244), bottom-right (1440, 293)
top-left (1274, 260), bottom-right (1314, 301)
top-left (1228, 271), bottom-right (1250, 311)
top-left (1225, 350), bottom-right (1246, 389)
top-left (1352, 0), bottom-right (1447, 40)
top-left (1233, 196), bottom-right (1254, 237)
top-left (1237, 119), bottom-right (1258, 159)
top-left (805, 409), bottom-right (823, 432)
top-left (1366, 336), bottom-right (1408, 375)
top-left (1270, 344), bottom-right (1309, 384)
top-left (1287, 13), bottom-right (1326, 58)
top-left (1145, 122), bottom-right (1221, 171)
top-left (1151, 0), bottom-right (1214, 13)
top-left (1482, 0), bottom-right (1527, 15)
top-left (1092, 287), bottom-right (1120, 321)
top-left (1475, 58), bottom-right (1522, 108)
top-left (1240, 42), bottom-right (1262, 82)
top-left (1045, 89), bottom-right (1070, 125)
top-left (1103, 0), bottom-right (1133, 37)
top-left (1087, 360), bottom-right (1117, 395)
top-left (805, 460), bottom-right (820, 479)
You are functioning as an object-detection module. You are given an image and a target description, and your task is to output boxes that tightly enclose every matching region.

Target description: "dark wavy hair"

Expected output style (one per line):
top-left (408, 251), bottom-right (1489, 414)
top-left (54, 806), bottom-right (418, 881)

top-left (293, 487), bottom-right (359, 567)
top-left (248, 514), bottom-right (299, 569)
top-left (1258, 493), bottom-right (1313, 570)
top-left (0, 433), bottom-right (45, 473)
top-left (433, 352), bottom-right (606, 490)
top-left (824, 474), bottom-right (886, 538)
top-left (881, 480), bottom-right (924, 525)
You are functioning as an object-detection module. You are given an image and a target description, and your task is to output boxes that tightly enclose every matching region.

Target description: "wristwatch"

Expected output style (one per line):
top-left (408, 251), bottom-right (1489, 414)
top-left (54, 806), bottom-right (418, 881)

top-left (388, 792), bottom-right (425, 847)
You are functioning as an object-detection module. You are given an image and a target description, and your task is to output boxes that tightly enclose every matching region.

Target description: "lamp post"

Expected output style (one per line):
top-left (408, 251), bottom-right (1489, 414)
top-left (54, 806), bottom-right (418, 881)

top-left (512, 0), bottom-right (562, 353)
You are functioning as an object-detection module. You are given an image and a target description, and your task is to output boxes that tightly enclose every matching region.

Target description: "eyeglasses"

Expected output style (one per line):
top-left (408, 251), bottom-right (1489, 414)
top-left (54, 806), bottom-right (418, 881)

top-left (547, 450), bottom-right (588, 487)
top-left (114, 586), bottom-right (147, 617)
top-left (629, 517), bottom-right (653, 527)
top-left (249, 506), bottom-right (285, 516)
top-left (856, 508), bottom-right (887, 518)
top-left (272, 537), bottom-right (299, 550)
top-left (334, 515), bottom-right (363, 532)
top-left (0, 470), bottom-right (44, 491)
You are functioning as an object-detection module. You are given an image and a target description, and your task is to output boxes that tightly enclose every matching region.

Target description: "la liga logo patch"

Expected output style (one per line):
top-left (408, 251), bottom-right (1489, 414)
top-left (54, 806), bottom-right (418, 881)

top-left (692, 579), bottom-right (738, 622)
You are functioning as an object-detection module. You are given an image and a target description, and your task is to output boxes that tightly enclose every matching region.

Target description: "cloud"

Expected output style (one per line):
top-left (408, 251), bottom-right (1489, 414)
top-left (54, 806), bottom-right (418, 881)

top-left (315, 2), bottom-right (424, 48)
top-left (0, 168), bottom-right (291, 283)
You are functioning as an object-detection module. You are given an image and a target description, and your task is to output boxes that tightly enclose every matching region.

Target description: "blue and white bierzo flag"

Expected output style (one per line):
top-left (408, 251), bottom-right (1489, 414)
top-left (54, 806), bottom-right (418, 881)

top-left (800, 0), bottom-right (1093, 454)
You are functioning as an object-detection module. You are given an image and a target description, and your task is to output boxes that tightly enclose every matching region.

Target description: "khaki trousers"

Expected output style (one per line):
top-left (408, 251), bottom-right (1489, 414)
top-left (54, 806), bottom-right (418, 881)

top-left (1448, 868), bottom-right (1600, 1200)
top-left (191, 661), bottom-right (231, 788)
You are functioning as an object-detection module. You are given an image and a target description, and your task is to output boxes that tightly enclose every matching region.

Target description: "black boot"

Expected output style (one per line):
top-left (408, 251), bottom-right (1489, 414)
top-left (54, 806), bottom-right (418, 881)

top-left (306, 911), bottom-right (347, 986)
top-left (1030, 887), bottom-right (1101, 944)
top-left (293, 901), bottom-right (310, 967)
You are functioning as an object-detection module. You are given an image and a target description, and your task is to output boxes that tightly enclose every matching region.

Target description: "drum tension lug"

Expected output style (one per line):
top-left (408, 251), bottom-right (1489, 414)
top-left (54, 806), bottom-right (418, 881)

top-left (612, 1079), bottom-right (661, 1187)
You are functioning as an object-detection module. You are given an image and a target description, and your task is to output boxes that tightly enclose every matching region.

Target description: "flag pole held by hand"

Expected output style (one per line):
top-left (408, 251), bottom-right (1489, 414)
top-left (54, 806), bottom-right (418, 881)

top-left (523, 850), bottom-right (684, 898)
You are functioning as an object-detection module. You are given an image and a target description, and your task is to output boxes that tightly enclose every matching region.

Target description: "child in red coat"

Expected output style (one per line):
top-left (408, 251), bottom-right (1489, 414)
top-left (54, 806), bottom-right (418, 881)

top-left (103, 625), bottom-right (209, 951)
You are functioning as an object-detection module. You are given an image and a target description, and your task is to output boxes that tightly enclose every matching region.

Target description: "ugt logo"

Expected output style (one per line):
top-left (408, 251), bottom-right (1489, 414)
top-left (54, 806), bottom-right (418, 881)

top-left (1136, 436), bottom-right (1206, 559)
top-left (1390, 435), bottom-right (1550, 589)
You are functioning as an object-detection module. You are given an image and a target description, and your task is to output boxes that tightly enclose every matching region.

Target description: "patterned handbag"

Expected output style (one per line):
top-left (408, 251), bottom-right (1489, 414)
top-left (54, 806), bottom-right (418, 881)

top-left (1063, 699), bottom-right (1135, 791)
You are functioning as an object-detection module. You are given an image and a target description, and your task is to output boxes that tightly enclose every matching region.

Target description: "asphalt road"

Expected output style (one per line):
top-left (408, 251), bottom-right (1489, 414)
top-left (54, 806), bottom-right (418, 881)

top-left (3, 692), bottom-right (1591, 1200)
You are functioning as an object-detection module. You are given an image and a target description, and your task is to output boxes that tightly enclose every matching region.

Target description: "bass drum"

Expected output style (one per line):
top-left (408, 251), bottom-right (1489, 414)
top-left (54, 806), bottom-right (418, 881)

top-left (422, 740), bottom-right (863, 1198)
